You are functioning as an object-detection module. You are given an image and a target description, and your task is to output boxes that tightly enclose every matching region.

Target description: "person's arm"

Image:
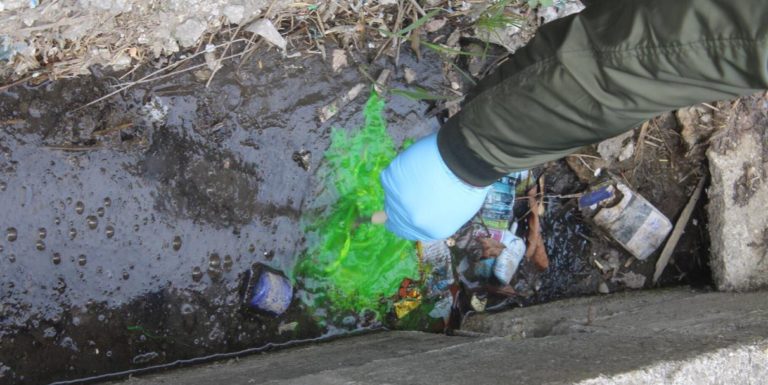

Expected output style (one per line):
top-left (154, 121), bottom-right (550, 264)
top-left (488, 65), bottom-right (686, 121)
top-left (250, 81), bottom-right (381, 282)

top-left (382, 0), bottom-right (768, 240)
top-left (439, 0), bottom-right (768, 186)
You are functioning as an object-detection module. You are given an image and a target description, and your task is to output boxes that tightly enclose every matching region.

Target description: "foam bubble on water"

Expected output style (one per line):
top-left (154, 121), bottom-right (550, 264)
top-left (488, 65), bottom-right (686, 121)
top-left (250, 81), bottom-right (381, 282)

top-left (86, 215), bottom-right (98, 230)
top-left (191, 267), bottom-right (203, 282)
top-left (6, 227), bottom-right (17, 242)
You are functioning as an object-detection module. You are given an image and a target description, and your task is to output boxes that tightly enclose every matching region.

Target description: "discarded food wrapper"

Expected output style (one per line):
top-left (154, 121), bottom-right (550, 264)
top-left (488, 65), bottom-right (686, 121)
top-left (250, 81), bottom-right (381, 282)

top-left (394, 278), bottom-right (422, 319)
top-left (585, 181), bottom-right (672, 260)
top-left (578, 183), bottom-right (615, 209)
top-left (419, 240), bottom-right (455, 298)
top-left (244, 264), bottom-right (294, 316)
top-left (428, 296), bottom-right (453, 320)
top-left (394, 297), bottom-right (422, 319)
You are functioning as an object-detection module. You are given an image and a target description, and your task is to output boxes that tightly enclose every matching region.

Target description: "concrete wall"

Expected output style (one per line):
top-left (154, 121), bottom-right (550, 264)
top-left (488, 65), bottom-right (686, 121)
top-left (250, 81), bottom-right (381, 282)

top-left (113, 288), bottom-right (768, 385)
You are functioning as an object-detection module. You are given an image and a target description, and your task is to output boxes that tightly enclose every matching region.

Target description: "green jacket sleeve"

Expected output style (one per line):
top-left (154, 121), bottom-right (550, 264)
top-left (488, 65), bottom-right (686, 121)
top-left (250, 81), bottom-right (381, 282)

top-left (438, 0), bottom-right (768, 186)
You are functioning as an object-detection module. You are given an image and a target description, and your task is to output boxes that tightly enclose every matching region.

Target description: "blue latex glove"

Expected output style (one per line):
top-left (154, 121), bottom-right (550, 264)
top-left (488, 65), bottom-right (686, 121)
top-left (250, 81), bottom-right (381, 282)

top-left (380, 133), bottom-right (491, 241)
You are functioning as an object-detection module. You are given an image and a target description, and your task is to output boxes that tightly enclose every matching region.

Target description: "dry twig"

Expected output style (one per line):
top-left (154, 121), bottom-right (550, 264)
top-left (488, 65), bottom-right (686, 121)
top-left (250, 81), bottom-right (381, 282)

top-left (653, 176), bottom-right (707, 284)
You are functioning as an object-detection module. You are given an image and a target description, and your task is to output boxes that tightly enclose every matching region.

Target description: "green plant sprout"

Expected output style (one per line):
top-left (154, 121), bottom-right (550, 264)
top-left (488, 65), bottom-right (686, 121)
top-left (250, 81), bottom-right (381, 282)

top-left (476, 0), bottom-right (525, 57)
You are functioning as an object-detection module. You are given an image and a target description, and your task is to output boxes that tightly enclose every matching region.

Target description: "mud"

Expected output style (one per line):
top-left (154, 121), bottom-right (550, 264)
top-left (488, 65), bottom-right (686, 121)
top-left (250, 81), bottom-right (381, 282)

top-left (0, 45), bottom-right (443, 384)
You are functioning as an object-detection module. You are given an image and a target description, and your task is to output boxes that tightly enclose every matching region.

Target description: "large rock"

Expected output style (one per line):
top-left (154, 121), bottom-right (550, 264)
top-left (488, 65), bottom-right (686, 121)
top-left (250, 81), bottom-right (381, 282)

top-left (706, 94), bottom-right (768, 291)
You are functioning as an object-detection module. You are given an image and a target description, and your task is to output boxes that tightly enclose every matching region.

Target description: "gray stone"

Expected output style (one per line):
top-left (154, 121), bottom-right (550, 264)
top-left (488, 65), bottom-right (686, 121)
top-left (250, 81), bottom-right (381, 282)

top-left (223, 4), bottom-right (246, 24)
top-left (706, 94), bottom-right (768, 291)
top-left (0, 0), bottom-right (28, 12)
top-left (676, 104), bottom-right (717, 153)
top-left (174, 18), bottom-right (207, 48)
top-left (597, 129), bottom-right (634, 162)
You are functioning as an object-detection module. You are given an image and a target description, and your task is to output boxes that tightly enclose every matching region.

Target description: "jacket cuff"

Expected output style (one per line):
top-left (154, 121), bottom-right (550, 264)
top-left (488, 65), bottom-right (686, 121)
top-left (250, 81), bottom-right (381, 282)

top-left (437, 118), bottom-right (506, 187)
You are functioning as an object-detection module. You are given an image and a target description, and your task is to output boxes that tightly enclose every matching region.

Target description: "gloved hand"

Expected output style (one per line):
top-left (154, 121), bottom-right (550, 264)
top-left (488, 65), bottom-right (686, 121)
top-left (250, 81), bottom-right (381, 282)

top-left (380, 132), bottom-right (491, 241)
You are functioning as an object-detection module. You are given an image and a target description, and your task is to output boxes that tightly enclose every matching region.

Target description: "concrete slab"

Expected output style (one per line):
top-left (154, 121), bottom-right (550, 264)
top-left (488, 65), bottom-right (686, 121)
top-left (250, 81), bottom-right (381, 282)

top-left (112, 288), bottom-right (768, 385)
top-left (461, 288), bottom-right (768, 339)
top-left (706, 94), bottom-right (768, 291)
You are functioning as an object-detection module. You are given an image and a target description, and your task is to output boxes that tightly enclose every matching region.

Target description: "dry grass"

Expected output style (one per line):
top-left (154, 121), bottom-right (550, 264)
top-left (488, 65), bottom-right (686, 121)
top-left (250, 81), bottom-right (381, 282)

top-left (1, 0), bottom-right (550, 111)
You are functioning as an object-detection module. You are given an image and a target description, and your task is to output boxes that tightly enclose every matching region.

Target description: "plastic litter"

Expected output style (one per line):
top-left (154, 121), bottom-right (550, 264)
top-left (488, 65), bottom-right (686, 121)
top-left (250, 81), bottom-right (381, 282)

top-left (476, 172), bottom-right (528, 282)
top-left (244, 264), bottom-right (294, 316)
top-left (455, 171), bottom-right (528, 303)
top-left (492, 226), bottom-right (526, 285)
top-left (477, 173), bottom-right (523, 241)
top-left (583, 179), bottom-right (672, 260)
top-left (420, 240), bottom-right (454, 298)
top-left (245, 19), bottom-right (287, 50)
top-left (428, 296), bottom-right (453, 320)
top-left (393, 278), bottom-right (422, 319)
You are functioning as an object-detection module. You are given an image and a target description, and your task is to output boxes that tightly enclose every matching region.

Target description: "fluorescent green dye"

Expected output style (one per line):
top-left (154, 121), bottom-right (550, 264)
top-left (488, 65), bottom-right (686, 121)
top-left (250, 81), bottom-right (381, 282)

top-left (294, 91), bottom-right (417, 317)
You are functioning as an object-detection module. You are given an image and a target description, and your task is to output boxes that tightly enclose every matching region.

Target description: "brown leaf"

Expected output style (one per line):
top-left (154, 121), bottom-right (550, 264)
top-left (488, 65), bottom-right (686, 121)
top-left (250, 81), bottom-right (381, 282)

top-left (487, 284), bottom-right (516, 297)
top-left (525, 183), bottom-right (549, 271)
top-left (531, 239), bottom-right (549, 271)
top-left (479, 237), bottom-right (506, 259)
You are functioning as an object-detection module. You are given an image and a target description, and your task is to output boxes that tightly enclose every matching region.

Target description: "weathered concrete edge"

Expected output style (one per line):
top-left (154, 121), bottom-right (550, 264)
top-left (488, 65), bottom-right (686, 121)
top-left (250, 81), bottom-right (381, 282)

top-left (705, 94), bottom-right (768, 291)
top-left (575, 340), bottom-right (768, 385)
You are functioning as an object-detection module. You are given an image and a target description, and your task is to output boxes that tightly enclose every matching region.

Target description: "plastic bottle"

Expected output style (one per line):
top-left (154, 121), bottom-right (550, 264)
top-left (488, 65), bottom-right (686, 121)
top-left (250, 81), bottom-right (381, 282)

top-left (475, 171), bottom-right (528, 284)
top-left (493, 225), bottom-right (526, 285)
top-left (478, 173), bottom-right (521, 240)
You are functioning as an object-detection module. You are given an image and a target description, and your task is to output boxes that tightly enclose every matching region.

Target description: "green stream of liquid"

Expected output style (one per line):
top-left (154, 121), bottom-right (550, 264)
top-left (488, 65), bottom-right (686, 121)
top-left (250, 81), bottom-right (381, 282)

top-left (293, 91), bottom-right (417, 320)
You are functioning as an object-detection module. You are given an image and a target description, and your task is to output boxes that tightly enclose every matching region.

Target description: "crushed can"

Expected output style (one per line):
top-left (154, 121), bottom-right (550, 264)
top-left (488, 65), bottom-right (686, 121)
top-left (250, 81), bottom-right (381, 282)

top-left (581, 180), bottom-right (672, 260)
top-left (242, 263), bottom-right (293, 316)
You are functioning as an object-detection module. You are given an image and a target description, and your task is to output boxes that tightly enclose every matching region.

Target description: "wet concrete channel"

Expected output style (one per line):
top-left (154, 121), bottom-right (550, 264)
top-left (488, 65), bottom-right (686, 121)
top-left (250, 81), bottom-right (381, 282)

top-left (0, 48), bottom-right (443, 384)
top-left (0, 43), bottom-right (713, 383)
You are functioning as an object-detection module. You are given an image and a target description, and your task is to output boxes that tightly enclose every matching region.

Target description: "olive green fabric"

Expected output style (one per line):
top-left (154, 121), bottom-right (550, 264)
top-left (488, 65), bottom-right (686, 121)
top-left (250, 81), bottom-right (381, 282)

top-left (438, 0), bottom-right (768, 186)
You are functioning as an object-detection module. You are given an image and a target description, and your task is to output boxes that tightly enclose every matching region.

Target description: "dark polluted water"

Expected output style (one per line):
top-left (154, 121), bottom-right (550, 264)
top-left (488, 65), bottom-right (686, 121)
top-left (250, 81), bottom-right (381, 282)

top-left (0, 48), bottom-right (442, 384)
